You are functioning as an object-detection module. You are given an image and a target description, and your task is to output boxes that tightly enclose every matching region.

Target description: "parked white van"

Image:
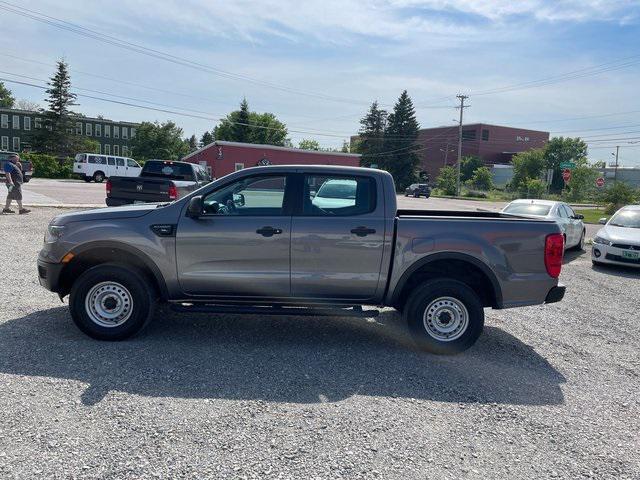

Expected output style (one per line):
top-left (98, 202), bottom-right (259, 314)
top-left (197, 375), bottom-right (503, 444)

top-left (74, 153), bottom-right (142, 183)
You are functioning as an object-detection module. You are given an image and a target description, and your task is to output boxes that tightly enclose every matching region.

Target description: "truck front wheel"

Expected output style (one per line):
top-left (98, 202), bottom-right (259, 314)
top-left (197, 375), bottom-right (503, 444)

top-left (404, 279), bottom-right (484, 354)
top-left (69, 264), bottom-right (155, 340)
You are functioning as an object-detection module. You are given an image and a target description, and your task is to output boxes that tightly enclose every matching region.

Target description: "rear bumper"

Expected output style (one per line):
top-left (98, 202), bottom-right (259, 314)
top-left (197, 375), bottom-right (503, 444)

top-left (37, 259), bottom-right (64, 293)
top-left (105, 197), bottom-right (134, 207)
top-left (545, 284), bottom-right (566, 304)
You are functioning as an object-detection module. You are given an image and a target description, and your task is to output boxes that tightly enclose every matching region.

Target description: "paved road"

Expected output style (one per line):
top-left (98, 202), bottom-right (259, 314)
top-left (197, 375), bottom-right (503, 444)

top-left (0, 208), bottom-right (638, 478)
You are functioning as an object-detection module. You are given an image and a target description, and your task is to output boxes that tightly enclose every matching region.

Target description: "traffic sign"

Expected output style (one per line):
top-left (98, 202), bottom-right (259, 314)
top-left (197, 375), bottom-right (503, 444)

top-left (562, 169), bottom-right (572, 183)
top-left (559, 162), bottom-right (576, 169)
top-left (596, 177), bottom-right (605, 188)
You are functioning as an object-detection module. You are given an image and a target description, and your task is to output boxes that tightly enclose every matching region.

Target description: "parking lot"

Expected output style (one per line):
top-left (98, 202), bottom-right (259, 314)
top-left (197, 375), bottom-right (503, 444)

top-left (0, 207), bottom-right (638, 479)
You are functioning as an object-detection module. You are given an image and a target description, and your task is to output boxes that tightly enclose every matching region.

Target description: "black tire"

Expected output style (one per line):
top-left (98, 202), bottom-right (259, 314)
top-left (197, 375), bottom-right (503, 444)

top-left (413, 192), bottom-right (420, 198)
top-left (570, 230), bottom-right (586, 251)
top-left (93, 171), bottom-right (105, 183)
top-left (404, 279), bottom-right (484, 355)
top-left (69, 264), bottom-right (155, 340)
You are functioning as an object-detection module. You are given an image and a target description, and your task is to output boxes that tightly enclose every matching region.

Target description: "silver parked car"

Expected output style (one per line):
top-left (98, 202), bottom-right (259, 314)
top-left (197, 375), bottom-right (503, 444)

top-left (502, 199), bottom-right (586, 250)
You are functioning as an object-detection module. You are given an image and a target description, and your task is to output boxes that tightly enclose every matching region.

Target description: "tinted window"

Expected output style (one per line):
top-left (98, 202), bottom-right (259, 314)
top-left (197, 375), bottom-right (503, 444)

top-left (203, 175), bottom-right (286, 216)
top-left (305, 175), bottom-right (375, 216)
top-left (107, 157), bottom-right (116, 166)
top-left (88, 155), bottom-right (105, 164)
top-left (482, 129), bottom-right (489, 141)
top-left (116, 158), bottom-right (125, 167)
top-left (462, 129), bottom-right (476, 140)
top-left (503, 203), bottom-right (551, 216)
top-left (127, 159), bottom-right (139, 167)
top-left (141, 161), bottom-right (196, 180)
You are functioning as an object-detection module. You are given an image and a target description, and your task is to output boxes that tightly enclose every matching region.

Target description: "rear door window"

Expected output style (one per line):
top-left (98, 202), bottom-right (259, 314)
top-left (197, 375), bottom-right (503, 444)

top-left (304, 175), bottom-right (376, 216)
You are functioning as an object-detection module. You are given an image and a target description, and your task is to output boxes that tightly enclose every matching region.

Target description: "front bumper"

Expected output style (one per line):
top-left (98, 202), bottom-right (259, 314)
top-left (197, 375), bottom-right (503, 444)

top-left (545, 284), bottom-right (566, 304)
top-left (592, 244), bottom-right (640, 268)
top-left (37, 259), bottom-right (65, 292)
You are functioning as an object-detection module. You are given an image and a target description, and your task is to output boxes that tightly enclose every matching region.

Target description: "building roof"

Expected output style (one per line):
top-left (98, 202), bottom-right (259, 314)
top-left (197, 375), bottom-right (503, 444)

top-left (0, 107), bottom-right (139, 126)
top-left (182, 139), bottom-right (361, 161)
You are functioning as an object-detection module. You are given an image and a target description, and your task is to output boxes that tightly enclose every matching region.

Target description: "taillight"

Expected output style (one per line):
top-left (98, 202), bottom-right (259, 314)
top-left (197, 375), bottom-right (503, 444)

top-left (106, 179), bottom-right (112, 196)
top-left (544, 233), bottom-right (564, 278)
top-left (168, 182), bottom-right (178, 200)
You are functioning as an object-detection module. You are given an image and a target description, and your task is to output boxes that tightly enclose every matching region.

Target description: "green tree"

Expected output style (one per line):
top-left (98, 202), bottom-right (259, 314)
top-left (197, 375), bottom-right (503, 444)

top-left (510, 148), bottom-right (546, 192)
top-left (232, 98), bottom-right (251, 143)
top-left (214, 100), bottom-right (288, 146)
top-left (602, 182), bottom-right (638, 214)
top-left (460, 155), bottom-right (484, 182)
top-left (30, 60), bottom-right (86, 157)
top-left (381, 91), bottom-right (420, 189)
top-left (436, 165), bottom-right (458, 196)
top-left (131, 121), bottom-right (190, 161)
top-left (563, 165), bottom-right (599, 202)
top-left (187, 134), bottom-right (198, 152)
top-left (467, 166), bottom-right (494, 191)
top-left (520, 178), bottom-right (547, 198)
top-left (356, 101), bottom-right (387, 167)
top-left (341, 140), bottom-right (350, 153)
top-left (0, 81), bottom-right (14, 108)
top-left (544, 137), bottom-right (588, 192)
top-left (200, 131), bottom-right (214, 147)
top-left (298, 139), bottom-right (321, 150)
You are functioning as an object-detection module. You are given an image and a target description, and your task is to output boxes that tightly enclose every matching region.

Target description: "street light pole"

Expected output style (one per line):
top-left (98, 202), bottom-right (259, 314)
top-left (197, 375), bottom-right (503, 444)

top-left (456, 94), bottom-right (469, 197)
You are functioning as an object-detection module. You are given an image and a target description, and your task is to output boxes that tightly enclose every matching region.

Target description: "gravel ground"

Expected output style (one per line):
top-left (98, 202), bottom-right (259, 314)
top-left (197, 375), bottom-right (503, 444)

top-left (0, 208), bottom-right (638, 479)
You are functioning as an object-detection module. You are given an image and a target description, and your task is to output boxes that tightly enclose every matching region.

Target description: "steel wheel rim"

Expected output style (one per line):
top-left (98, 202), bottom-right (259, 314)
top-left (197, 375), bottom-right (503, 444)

top-left (85, 281), bottom-right (133, 328)
top-left (423, 296), bottom-right (469, 342)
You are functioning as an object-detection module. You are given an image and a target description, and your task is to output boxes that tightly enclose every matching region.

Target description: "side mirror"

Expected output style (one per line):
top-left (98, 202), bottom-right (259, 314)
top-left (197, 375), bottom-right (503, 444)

top-left (574, 214), bottom-right (585, 220)
top-left (186, 195), bottom-right (204, 218)
top-left (233, 193), bottom-right (245, 207)
top-left (598, 217), bottom-right (608, 225)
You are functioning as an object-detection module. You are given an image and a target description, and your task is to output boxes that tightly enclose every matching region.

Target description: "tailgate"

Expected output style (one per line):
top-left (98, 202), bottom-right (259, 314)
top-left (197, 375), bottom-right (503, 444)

top-left (108, 177), bottom-right (173, 202)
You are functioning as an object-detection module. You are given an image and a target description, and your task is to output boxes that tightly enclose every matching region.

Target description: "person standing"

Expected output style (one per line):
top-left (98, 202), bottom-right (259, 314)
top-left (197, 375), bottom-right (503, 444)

top-left (3, 153), bottom-right (30, 214)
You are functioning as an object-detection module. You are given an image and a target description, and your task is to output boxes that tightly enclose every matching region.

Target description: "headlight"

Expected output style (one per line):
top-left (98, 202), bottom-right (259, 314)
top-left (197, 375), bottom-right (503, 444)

top-left (45, 225), bottom-right (65, 243)
top-left (593, 235), bottom-right (611, 246)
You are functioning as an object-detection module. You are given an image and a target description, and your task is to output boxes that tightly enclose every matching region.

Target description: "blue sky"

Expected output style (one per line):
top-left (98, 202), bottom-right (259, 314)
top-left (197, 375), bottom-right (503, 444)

top-left (2, 0), bottom-right (640, 165)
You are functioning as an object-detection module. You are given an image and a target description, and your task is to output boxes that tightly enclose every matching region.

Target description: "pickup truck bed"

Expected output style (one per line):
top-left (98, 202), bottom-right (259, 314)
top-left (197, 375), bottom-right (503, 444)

top-left (39, 165), bottom-right (565, 354)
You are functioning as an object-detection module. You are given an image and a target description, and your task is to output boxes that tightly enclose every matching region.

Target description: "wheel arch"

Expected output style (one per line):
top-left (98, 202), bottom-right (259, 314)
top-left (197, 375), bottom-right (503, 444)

top-left (389, 252), bottom-right (503, 309)
top-left (58, 241), bottom-right (169, 300)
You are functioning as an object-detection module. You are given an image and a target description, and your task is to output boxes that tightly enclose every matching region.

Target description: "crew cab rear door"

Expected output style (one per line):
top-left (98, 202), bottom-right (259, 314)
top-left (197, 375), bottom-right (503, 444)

top-left (290, 173), bottom-right (386, 300)
top-left (176, 173), bottom-right (293, 297)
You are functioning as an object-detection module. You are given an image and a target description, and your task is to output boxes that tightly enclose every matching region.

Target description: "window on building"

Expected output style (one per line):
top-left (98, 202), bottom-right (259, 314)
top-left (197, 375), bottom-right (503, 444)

top-left (1, 114), bottom-right (8, 128)
top-left (23, 117), bottom-right (31, 131)
top-left (482, 129), bottom-right (489, 141)
top-left (76, 122), bottom-right (82, 135)
top-left (34, 117), bottom-right (42, 129)
top-left (104, 125), bottom-right (111, 138)
top-left (12, 137), bottom-right (20, 151)
top-left (97, 143), bottom-right (102, 154)
top-left (235, 163), bottom-right (244, 171)
top-left (122, 145), bottom-right (128, 156)
top-left (130, 127), bottom-right (136, 138)
top-left (113, 126), bottom-right (120, 139)
top-left (12, 115), bottom-right (19, 129)
top-left (113, 144), bottom-right (119, 155)
top-left (95, 124), bottom-right (101, 137)
top-left (122, 127), bottom-right (128, 139)
top-left (104, 144), bottom-right (111, 155)
top-left (1, 136), bottom-right (8, 150)
top-left (86, 123), bottom-right (92, 136)
top-left (462, 129), bottom-right (476, 141)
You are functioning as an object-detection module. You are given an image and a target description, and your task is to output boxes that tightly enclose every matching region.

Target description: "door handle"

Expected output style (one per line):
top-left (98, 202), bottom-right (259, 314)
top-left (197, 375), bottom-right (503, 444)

top-left (351, 226), bottom-right (376, 237)
top-left (256, 226), bottom-right (283, 237)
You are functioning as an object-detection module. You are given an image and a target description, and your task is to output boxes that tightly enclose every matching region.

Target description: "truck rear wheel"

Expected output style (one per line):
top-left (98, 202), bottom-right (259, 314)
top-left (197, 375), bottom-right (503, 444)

top-left (404, 279), bottom-right (484, 355)
top-left (69, 264), bottom-right (155, 340)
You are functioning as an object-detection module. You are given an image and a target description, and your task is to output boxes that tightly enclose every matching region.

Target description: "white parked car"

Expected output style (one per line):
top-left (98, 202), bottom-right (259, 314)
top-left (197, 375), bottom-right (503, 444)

top-left (592, 205), bottom-right (640, 268)
top-left (502, 199), bottom-right (586, 250)
top-left (312, 178), bottom-right (357, 209)
top-left (74, 153), bottom-right (141, 183)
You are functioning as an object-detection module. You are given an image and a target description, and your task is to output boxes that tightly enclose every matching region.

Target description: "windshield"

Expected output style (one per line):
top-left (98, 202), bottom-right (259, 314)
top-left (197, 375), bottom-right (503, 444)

top-left (142, 161), bottom-right (194, 180)
top-left (503, 203), bottom-right (552, 216)
top-left (609, 209), bottom-right (640, 228)
top-left (317, 181), bottom-right (356, 199)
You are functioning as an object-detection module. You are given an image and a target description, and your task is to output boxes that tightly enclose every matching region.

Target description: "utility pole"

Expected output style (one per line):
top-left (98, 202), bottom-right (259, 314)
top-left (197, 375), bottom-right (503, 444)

top-left (456, 94), bottom-right (469, 197)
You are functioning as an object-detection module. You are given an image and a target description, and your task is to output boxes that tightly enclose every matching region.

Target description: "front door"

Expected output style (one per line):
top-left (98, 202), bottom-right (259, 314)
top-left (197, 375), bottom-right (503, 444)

top-left (176, 174), bottom-right (292, 297)
top-left (290, 173), bottom-right (386, 300)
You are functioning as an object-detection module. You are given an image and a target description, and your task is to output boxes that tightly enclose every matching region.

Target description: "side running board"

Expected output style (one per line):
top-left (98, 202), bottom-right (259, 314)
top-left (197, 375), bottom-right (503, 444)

top-left (170, 303), bottom-right (380, 318)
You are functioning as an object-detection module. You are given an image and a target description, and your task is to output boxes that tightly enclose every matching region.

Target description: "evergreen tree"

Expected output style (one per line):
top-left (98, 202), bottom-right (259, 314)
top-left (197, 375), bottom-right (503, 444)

top-left (214, 101), bottom-right (288, 146)
top-left (31, 59), bottom-right (86, 157)
top-left (356, 101), bottom-right (387, 167)
top-left (0, 81), bottom-right (15, 108)
top-left (231, 98), bottom-right (251, 143)
top-left (382, 91), bottom-right (420, 189)
top-left (200, 131), bottom-right (214, 147)
top-left (187, 134), bottom-right (198, 152)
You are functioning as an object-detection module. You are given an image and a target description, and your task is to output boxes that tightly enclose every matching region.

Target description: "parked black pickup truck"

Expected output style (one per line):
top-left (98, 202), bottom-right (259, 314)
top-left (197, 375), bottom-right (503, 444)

top-left (106, 160), bottom-right (210, 206)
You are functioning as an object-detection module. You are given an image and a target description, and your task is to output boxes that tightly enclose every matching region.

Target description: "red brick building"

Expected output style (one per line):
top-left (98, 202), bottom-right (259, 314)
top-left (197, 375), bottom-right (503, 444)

top-left (182, 140), bottom-right (361, 179)
top-left (416, 123), bottom-right (549, 181)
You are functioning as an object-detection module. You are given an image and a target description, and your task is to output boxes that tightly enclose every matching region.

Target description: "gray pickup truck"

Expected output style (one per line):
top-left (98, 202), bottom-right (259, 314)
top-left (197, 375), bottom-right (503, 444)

top-left (38, 165), bottom-right (565, 354)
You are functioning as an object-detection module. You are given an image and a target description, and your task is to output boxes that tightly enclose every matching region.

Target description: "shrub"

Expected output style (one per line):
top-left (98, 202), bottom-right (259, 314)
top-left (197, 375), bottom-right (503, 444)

top-left (464, 190), bottom-right (488, 198)
top-left (519, 178), bottom-right (546, 198)
top-left (22, 153), bottom-right (73, 179)
top-left (436, 165), bottom-right (458, 196)
top-left (601, 182), bottom-right (638, 214)
top-left (468, 166), bottom-right (493, 191)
